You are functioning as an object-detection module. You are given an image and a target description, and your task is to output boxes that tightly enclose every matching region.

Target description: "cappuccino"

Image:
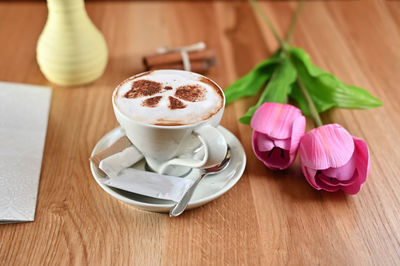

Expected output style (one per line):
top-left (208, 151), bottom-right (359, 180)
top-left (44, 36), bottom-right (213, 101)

top-left (113, 70), bottom-right (224, 126)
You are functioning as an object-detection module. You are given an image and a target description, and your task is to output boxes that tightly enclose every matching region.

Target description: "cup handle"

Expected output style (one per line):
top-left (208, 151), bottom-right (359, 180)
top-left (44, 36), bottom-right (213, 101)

top-left (159, 125), bottom-right (227, 174)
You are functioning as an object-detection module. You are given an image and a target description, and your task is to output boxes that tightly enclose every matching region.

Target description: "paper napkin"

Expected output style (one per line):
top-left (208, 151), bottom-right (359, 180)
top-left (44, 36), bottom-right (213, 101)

top-left (0, 82), bottom-right (51, 223)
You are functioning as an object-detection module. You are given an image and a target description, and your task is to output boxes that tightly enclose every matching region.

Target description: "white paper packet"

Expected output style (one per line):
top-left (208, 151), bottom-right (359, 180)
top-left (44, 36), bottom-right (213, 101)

top-left (101, 168), bottom-right (194, 202)
top-left (97, 145), bottom-right (194, 202)
top-left (99, 146), bottom-right (143, 178)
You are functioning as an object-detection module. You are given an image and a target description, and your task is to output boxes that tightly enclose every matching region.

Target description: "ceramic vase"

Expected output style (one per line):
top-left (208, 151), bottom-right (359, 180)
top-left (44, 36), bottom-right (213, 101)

top-left (36, 0), bottom-right (108, 86)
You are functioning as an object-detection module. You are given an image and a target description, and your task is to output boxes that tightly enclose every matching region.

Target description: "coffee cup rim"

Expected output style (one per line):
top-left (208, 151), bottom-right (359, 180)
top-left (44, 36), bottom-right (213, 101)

top-left (112, 70), bottom-right (225, 129)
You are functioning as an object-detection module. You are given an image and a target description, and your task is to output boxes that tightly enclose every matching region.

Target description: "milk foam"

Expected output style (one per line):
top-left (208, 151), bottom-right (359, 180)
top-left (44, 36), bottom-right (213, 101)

top-left (114, 70), bottom-right (224, 125)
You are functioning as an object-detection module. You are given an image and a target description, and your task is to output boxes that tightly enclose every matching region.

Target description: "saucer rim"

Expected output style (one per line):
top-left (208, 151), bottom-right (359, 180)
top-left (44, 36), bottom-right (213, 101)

top-left (90, 126), bottom-right (246, 211)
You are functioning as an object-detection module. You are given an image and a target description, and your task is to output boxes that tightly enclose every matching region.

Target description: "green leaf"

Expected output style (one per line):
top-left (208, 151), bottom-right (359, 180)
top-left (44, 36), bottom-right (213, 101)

top-left (224, 53), bottom-right (280, 104)
top-left (239, 56), bottom-right (297, 124)
top-left (288, 47), bottom-right (382, 115)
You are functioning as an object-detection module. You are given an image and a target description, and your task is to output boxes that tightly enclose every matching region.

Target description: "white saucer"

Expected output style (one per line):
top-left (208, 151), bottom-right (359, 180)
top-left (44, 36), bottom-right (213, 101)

top-left (90, 126), bottom-right (246, 213)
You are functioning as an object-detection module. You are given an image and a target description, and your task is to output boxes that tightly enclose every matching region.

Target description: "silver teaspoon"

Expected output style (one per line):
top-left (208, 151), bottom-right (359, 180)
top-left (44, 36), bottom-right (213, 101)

top-left (169, 147), bottom-right (231, 217)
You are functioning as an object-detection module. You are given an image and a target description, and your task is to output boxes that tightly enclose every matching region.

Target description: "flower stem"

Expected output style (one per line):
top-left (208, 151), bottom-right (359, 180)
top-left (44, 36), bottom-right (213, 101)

top-left (249, 0), bottom-right (285, 48)
top-left (295, 77), bottom-right (323, 127)
top-left (286, 0), bottom-right (304, 44)
top-left (249, 0), bottom-right (323, 127)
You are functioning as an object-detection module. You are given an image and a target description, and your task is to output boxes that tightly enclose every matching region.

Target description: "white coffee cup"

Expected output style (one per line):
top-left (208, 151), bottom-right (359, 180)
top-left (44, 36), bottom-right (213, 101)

top-left (112, 70), bottom-right (227, 175)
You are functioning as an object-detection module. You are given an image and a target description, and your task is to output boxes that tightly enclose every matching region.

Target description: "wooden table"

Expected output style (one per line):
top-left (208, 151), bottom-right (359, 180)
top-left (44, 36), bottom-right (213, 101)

top-left (1, 0), bottom-right (400, 264)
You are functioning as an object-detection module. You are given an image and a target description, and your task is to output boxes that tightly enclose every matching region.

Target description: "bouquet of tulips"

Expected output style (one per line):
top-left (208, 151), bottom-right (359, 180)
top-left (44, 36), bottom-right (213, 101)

top-left (224, 0), bottom-right (382, 194)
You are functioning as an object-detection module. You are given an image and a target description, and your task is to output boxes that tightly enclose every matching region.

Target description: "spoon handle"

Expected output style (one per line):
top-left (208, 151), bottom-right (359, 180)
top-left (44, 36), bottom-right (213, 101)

top-left (169, 172), bottom-right (207, 217)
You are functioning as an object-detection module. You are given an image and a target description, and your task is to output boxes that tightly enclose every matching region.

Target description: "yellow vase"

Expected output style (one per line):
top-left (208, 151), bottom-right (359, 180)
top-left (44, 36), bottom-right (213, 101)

top-left (36, 0), bottom-right (108, 86)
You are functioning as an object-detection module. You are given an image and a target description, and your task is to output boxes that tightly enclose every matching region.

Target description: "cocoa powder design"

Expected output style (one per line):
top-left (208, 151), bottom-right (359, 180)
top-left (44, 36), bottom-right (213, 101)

top-left (168, 96), bottom-right (187, 109)
top-left (124, 79), bottom-right (162, 98)
top-left (141, 96), bottom-right (162, 108)
top-left (124, 80), bottom-right (206, 109)
top-left (174, 85), bottom-right (206, 102)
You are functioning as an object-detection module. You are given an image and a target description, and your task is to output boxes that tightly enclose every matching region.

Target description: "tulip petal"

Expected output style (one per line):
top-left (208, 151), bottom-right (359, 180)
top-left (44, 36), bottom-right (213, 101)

top-left (287, 153), bottom-right (297, 168)
top-left (253, 133), bottom-right (292, 170)
top-left (255, 132), bottom-right (275, 152)
top-left (274, 138), bottom-right (290, 150)
top-left (252, 131), bottom-right (274, 167)
top-left (353, 137), bottom-right (370, 185)
top-left (322, 148), bottom-right (357, 181)
top-left (342, 185), bottom-right (361, 195)
top-left (341, 137), bottom-right (370, 194)
top-left (299, 124), bottom-right (355, 170)
top-left (317, 175), bottom-right (339, 186)
top-left (301, 165), bottom-right (319, 189)
top-left (290, 115), bottom-right (306, 154)
top-left (315, 176), bottom-right (341, 192)
top-left (318, 172), bottom-right (357, 186)
top-left (341, 170), bottom-right (362, 194)
top-left (251, 102), bottom-right (304, 140)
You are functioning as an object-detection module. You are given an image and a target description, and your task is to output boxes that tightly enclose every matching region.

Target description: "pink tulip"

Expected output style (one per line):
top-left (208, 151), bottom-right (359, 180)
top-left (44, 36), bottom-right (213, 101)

top-left (251, 102), bottom-right (306, 170)
top-left (299, 124), bottom-right (370, 194)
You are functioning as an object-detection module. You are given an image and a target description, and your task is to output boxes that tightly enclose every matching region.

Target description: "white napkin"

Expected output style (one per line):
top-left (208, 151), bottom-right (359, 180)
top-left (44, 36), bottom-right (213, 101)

top-left (0, 82), bottom-right (51, 223)
top-left (98, 146), bottom-right (194, 202)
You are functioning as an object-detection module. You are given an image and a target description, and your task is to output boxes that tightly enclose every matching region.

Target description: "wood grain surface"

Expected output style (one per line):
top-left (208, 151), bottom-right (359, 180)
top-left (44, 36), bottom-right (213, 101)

top-left (1, 0), bottom-right (400, 265)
